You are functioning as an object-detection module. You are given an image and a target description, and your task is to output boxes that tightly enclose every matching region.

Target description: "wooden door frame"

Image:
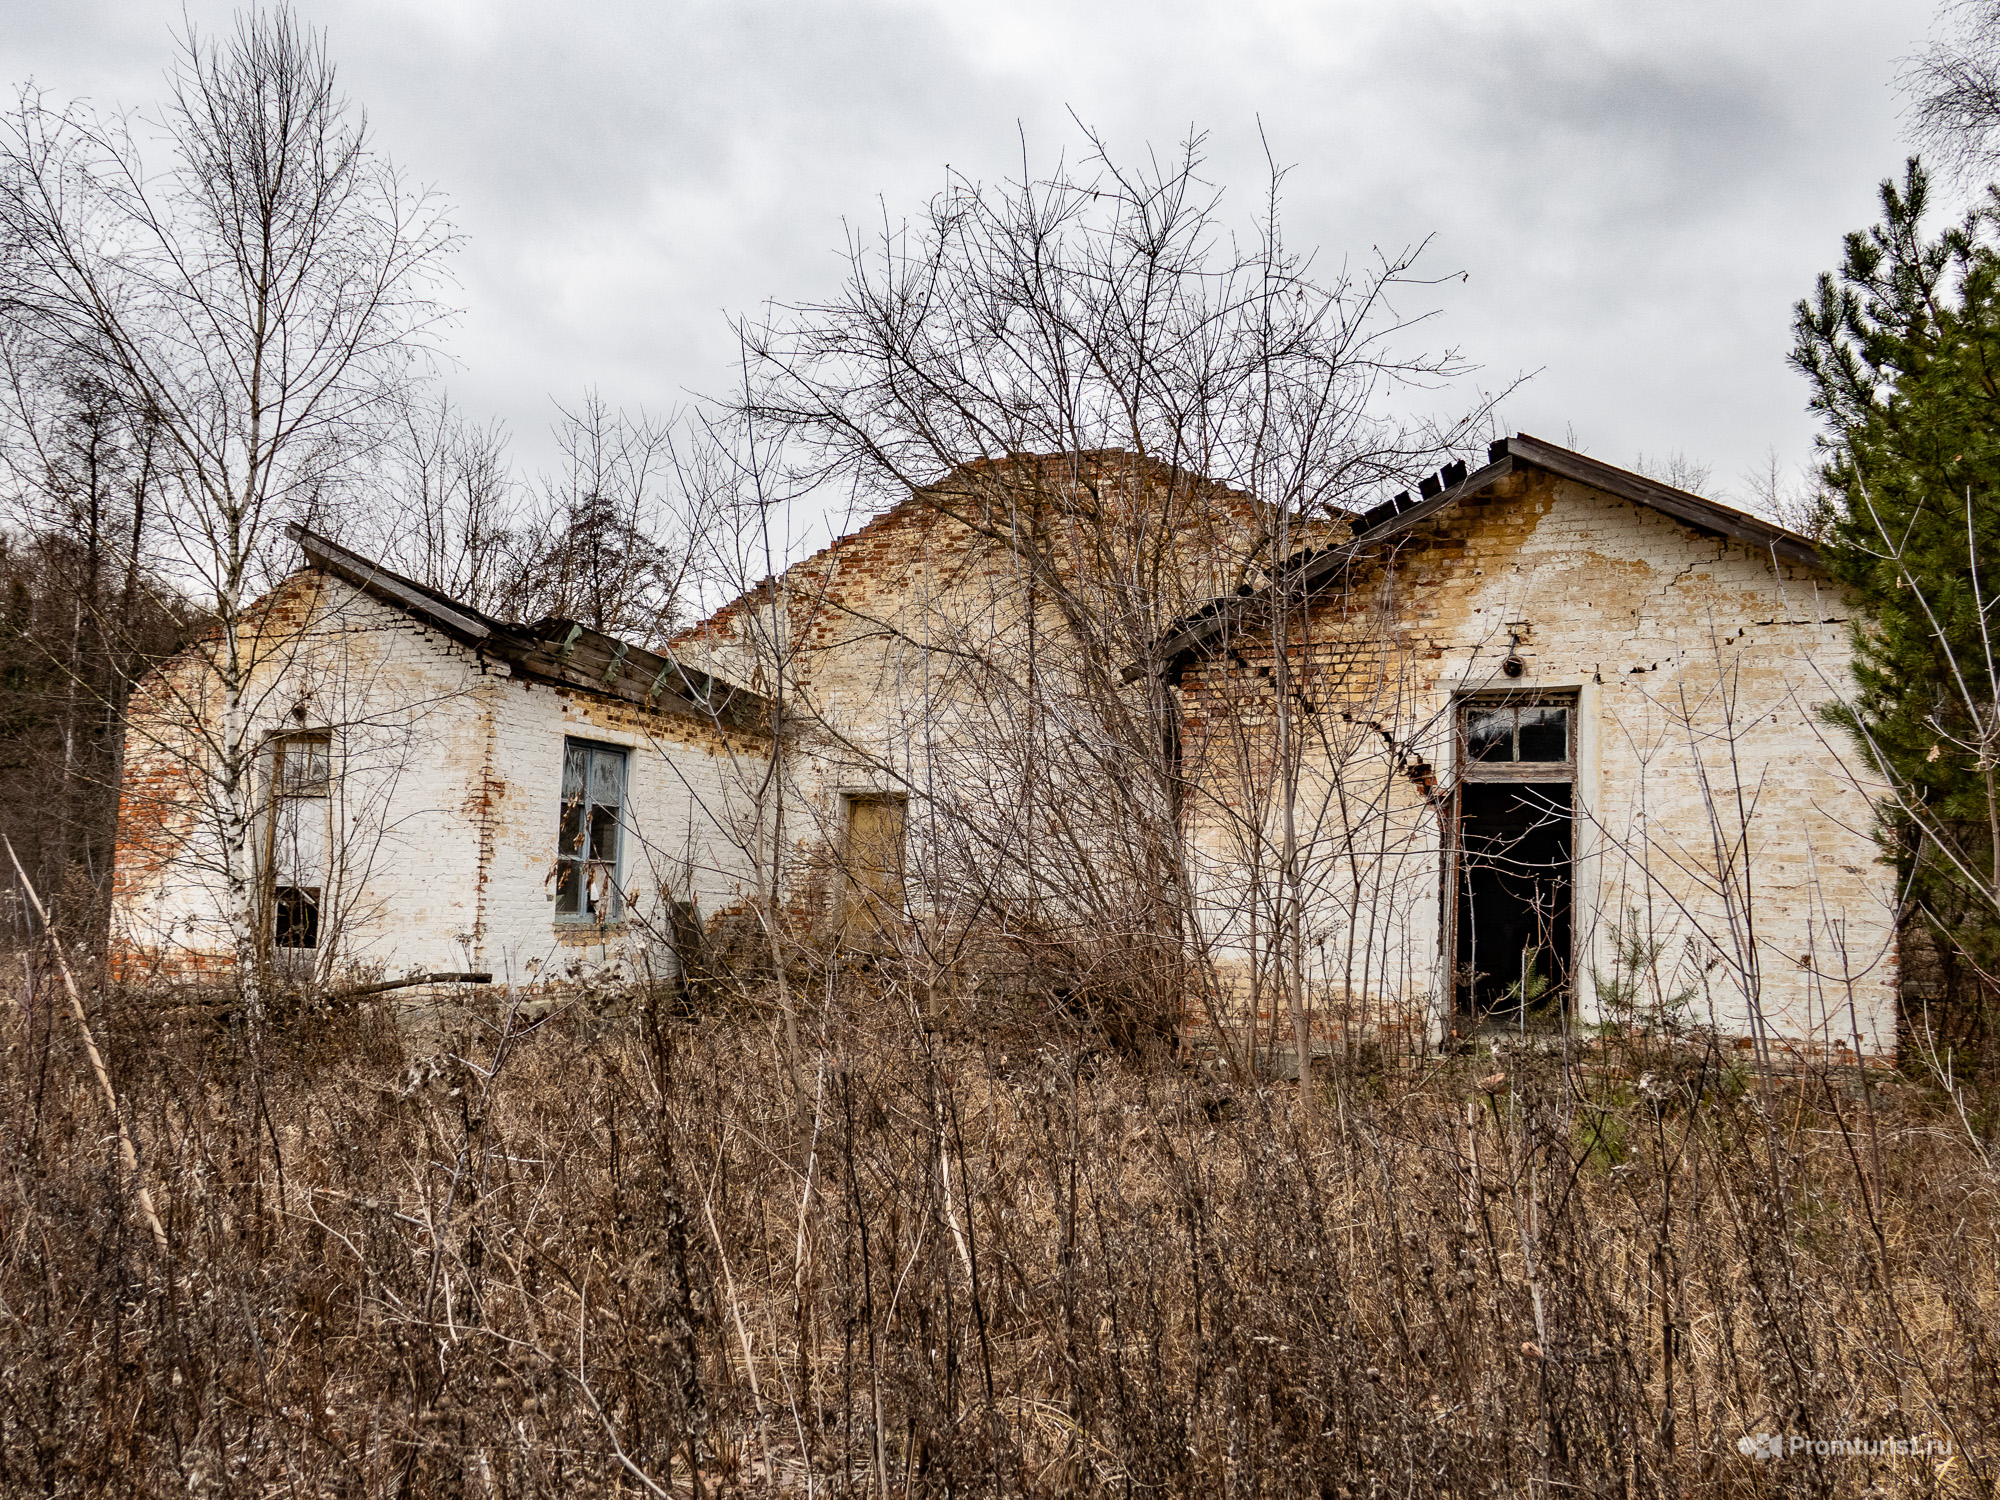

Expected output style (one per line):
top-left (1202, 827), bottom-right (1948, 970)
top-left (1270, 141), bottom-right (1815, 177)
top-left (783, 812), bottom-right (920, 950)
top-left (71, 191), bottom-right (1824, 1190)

top-left (1442, 691), bottom-right (1580, 1026)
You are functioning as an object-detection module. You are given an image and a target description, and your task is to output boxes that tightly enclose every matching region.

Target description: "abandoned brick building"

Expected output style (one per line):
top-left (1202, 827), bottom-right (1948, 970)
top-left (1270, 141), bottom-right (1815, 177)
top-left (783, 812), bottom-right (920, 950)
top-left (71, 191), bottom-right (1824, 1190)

top-left (675, 437), bottom-right (1896, 1058)
top-left (1164, 434), bottom-right (1893, 1058)
top-left (111, 526), bottom-right (775, 989)
top-left (113, 437), bottom-right (1897, 1057)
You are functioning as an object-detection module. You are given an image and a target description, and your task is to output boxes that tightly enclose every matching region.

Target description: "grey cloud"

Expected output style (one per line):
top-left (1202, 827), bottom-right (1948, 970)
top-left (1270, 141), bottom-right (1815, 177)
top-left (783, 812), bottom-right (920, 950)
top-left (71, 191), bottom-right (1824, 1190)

top-left (0, 0), bottom-right (1941, 504)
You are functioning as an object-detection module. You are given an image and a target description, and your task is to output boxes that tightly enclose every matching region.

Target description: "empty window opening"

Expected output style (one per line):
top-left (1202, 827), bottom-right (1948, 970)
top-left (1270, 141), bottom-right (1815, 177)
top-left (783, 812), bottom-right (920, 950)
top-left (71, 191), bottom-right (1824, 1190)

top-left (557, 740), bottom-right (626, 921)
top-left (841, 793), bottom-right (908, 945)
top-left (1452, 698), bottom-right (1575, 1027)
top-left (268, 732), bottom-right (330, 951)
top-left (273, 885), bottom-right (321, 949)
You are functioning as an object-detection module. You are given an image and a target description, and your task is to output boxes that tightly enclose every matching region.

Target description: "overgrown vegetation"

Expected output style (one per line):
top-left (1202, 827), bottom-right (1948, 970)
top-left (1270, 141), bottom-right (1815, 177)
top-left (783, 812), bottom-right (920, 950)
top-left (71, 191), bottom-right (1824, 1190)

top-left (2, 969), bottom-right (1993, 1497)
top-left (5, 8), bottom-right (1998, 1496)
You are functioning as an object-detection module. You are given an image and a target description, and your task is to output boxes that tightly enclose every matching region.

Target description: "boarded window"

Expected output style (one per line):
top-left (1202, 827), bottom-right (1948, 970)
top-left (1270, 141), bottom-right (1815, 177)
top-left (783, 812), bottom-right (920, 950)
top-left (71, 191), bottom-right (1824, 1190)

top-left (269, 733), bottom-right (330, 950)
top-left (841, 793), bottom-right (907, 943)
top-left (556, 740), bottom-right (626, 921)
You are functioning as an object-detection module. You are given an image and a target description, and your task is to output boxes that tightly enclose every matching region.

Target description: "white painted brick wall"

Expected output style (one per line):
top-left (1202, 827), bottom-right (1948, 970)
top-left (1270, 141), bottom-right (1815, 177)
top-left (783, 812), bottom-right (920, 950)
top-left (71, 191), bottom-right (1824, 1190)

top-left (1181, 473), bottom-right (1897, 1052)
top-left (113, 573), bottom-right (774, 989)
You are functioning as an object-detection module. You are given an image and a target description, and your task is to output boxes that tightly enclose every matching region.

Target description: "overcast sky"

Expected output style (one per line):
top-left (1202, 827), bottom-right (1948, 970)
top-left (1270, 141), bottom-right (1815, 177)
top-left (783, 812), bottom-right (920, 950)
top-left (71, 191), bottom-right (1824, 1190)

top-left (2, 0), bottom-right (1941, 542)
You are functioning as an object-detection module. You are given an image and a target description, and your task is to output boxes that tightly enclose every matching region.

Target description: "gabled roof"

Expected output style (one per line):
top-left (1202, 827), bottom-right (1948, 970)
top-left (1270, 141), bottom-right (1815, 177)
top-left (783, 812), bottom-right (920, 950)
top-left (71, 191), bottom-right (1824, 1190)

top-left (1336, 433), bottom-right (1818, 571)
top-left (285, 525), bottom-right (772, 736)
top-left (1140, 433), bottom-right (1824, 679)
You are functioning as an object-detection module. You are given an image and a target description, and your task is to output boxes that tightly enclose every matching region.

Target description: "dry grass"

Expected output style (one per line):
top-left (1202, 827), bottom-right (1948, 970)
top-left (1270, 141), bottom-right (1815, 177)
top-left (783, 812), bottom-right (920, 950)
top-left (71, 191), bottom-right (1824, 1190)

top-left (3, 965), bottom-right (1997, 1497)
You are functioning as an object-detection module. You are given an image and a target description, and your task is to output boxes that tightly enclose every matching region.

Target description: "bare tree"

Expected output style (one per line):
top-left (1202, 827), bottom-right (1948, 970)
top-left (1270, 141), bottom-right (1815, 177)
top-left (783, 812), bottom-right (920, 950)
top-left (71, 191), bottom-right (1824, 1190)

top-left (500, 393), bottom-right (701, 646)
top-left (1632, 450), bottom-right (1715, 496)
top-left (1903, 0), bottom-right (2000, 182)
top-left (1742, 446), bottom-right (1832, 539)
top-left (729, 129), bottom-right (1501, 1086)
top-left (0, 7), bottom-right (454, 1008)
top-left (364, 392), bottom-right (518, 615)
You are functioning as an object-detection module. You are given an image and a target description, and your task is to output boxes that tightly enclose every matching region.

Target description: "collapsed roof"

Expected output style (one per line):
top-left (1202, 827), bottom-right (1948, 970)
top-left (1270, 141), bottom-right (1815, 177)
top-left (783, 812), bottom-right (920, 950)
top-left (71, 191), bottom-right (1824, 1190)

top-left (286, 524), bottom-right (772, 736)
top-left (1138, 433), bottom-right (1822, 680)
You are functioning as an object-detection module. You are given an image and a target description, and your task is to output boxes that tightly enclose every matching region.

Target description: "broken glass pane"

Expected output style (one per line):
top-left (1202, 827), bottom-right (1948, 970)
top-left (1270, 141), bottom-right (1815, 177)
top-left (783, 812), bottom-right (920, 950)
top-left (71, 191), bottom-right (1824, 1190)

top-left (1518, 706), bottom-right (1569, 762)
top-left (556, 740), bottom-right (627, 921)
top-left (273, 885), bottom-right (320, 949)
top-left (1467, 708), bottom-right (1513, 762)
top-left (583, 861), bottom-right (616, 918)
top-left (278, 735), bottom-right (330, 794)
top-left (588, 805), bottom-right (619, 865)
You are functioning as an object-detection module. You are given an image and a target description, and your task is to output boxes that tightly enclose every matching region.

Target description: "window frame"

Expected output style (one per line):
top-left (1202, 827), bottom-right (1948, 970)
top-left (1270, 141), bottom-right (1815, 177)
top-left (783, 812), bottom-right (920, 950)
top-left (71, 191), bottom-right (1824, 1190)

top-left (266, 730), bottom-right (332, 952)
top-left (555, 738), bottom-right (629, 924)
top-left (1457, 696), bottom-right (1577, 785)
top-left (1445, 691), bottom-right (1580, 1024)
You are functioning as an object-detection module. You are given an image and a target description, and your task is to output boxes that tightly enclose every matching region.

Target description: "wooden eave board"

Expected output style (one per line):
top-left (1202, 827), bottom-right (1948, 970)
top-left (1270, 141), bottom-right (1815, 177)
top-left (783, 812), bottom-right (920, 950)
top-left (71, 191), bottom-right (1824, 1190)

top-left (1500, 434), bottom-right (1821, 570)
top-left (291, 530), bottom-right (500, 645)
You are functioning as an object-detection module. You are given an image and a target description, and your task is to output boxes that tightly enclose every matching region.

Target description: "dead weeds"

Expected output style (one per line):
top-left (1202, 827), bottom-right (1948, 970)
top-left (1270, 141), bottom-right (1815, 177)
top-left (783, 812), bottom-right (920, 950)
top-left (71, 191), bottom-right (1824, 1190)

top-left (1, 968), bottom-right (1996, 1497)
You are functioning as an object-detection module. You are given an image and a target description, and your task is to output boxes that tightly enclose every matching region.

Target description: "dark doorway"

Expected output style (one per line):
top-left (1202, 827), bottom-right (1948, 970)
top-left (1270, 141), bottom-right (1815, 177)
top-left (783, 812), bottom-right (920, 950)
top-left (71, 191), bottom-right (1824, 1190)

top-left (1455, 783), bottom-right (1571, 1023)
top-left (1451, 695), bottom-right (1577, 1028)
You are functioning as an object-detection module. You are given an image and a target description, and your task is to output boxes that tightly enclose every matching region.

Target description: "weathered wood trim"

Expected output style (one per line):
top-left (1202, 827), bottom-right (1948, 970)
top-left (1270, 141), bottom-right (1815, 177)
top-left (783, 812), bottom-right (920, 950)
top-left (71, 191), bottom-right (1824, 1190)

top-left (288, 524), bottom-right (497, 642)
top-left (1499, 434), bottom-right (1821, 569)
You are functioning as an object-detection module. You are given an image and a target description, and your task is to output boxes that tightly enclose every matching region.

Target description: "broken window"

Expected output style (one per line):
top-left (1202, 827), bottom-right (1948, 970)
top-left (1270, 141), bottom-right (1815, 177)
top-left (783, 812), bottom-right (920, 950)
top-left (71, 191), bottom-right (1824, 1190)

top-left (1464, 702), bottom-right (1570, 764)
top-left (840, 793), bottom-right (907, 945)
top-left (1451, 697), bottom-right (1575, 1028)
top-left (556, 740), bottom-right (626, 921)
top-left (268, 732), bottom-right (330, 950)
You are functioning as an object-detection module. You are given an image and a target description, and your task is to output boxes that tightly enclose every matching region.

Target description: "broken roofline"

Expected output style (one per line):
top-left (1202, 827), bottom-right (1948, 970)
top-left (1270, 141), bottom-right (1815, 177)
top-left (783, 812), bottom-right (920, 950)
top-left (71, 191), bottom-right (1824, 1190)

top-left (1129, 433), bottom-right (1825, 682)
top-left (674, 445), bottom-right (1325, 646)
top-left (283, 524), bottom-right (774, 736)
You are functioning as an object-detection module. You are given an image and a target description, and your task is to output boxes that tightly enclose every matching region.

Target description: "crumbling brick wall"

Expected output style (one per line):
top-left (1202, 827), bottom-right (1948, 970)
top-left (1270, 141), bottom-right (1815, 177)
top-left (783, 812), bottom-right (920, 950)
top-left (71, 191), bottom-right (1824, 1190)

top-left (671, 453), bottom-right (1288, 986)
top-left (1179, 468), bottom-right (1896, 1055)
top-left (111, 572), bottom-right (776, 991)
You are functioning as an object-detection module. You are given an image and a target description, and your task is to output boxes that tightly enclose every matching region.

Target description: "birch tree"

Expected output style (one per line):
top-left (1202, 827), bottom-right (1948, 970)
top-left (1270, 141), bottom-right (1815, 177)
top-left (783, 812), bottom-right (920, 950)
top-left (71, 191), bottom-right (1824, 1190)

top-left (0, 6), bottom-right (453, 1010)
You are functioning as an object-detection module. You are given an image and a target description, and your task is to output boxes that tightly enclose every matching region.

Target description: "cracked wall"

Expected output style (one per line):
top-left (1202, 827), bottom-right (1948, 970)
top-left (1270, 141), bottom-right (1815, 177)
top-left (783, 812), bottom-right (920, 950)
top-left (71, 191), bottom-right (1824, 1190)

top-left (1178, 468), bottom-right (1895, 1056)
top-left (112, 572), bottom-right (774, 990)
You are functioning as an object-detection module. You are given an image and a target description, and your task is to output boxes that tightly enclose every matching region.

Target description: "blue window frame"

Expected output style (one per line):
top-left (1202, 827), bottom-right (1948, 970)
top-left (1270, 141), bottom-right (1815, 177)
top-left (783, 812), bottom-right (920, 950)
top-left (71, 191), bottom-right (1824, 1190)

top-left (556, 740), bottom-right (626, 921)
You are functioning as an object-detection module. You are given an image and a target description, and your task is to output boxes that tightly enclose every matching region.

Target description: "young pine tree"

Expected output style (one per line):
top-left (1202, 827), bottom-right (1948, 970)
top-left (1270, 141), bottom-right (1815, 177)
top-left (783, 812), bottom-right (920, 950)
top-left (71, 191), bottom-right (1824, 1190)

top-left (1792, 157), bottom-right (2000, 1062)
